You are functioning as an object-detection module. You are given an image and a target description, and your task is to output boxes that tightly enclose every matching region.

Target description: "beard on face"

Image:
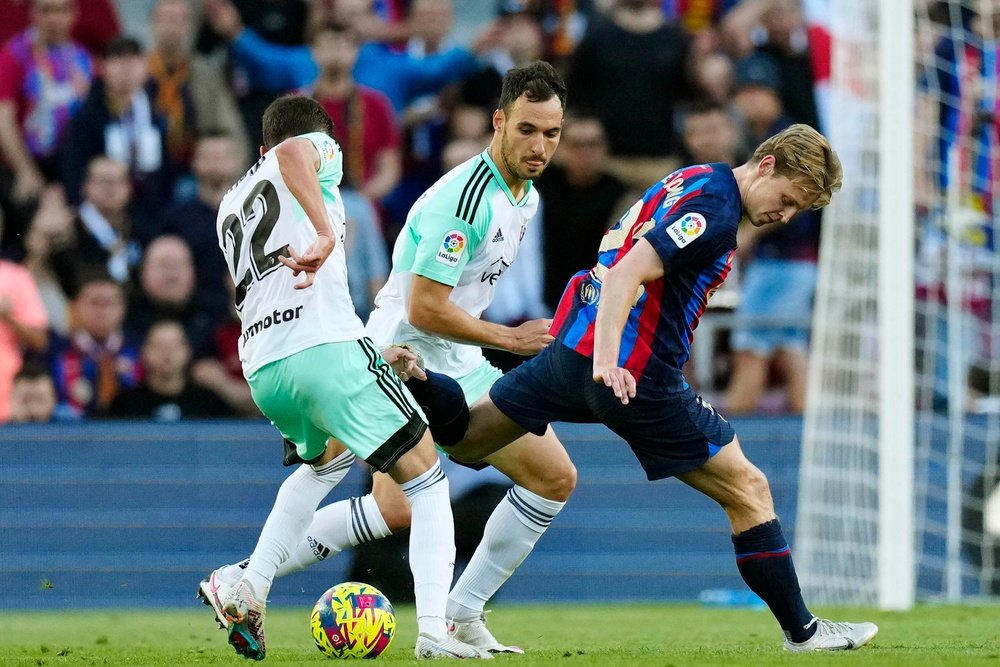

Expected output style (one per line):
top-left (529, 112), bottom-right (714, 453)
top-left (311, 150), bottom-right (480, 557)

top-left (500, 129), bottom-right (547, 182)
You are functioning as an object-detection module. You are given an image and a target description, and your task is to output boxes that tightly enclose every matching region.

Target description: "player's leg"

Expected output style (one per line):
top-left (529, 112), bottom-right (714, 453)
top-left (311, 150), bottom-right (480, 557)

top-left (446, 427), bottom-right (575, 654)
top-left (259, 470), bottom-right (405, 580)
top-left (385, 426), bottom-right (490, 659)
top-left (207, 364), bottom-right (467, 587)
top-left (214, 346), bottom-right (365, 660)
top-left (678, 440), bottom-right (878, 651)
top-left (442, 350), bottom-right (591, 652)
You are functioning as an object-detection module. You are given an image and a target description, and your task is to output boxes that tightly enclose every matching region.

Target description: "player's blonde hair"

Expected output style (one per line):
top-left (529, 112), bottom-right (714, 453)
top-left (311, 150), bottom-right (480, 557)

top-left (751, 124), bottom-right (843, 209)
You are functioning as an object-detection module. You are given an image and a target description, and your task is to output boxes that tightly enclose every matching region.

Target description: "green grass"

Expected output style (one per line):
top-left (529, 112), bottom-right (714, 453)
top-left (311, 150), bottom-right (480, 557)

top-left (1, 603), bottom-right (998, 666)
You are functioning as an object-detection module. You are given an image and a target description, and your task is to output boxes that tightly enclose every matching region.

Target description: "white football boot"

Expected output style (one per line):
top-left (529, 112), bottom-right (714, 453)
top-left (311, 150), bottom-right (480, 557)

top-left (783, 617), bottom-right (879, 652)
top-left (449, 613), bottom-right (524, 654)
top-left (415, 633), bottom-right (494, 659)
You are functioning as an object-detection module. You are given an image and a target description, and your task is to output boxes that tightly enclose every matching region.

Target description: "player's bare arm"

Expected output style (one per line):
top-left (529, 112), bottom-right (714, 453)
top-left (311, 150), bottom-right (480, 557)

top-left (409, 274), bottom-right (554, 355)
top-left (592, 238), bottom-right (665, 405)
top-left (274, 137), bottom-right (335, 289)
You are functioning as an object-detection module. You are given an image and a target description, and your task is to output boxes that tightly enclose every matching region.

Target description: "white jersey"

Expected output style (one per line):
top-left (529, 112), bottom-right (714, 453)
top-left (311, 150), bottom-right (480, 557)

top-left (366, 149), bottom-right (539, 378)
top-left (217, 132), bottom-right (364, 375)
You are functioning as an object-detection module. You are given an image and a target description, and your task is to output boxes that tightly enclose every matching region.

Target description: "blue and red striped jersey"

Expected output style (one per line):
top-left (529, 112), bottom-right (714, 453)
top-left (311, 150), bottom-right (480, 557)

top-left (551, 163), bottom-right (741, 391)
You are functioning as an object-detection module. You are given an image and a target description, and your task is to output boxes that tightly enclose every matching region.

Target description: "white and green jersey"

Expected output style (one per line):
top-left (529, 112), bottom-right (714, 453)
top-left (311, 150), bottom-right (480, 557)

top-left (217, 132), bottom-right (364, 375)
top-left (366, 149), bottom-right (539, 377)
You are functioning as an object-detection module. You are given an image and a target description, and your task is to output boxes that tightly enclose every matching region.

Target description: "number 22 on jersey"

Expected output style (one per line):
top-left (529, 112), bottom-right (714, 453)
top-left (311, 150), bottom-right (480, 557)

top-left (221, 179), bottom-right (289, 311)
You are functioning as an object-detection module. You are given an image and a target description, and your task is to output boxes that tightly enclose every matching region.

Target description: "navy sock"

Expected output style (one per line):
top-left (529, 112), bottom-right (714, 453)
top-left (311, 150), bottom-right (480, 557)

top-left (404, 369), bottom-right (469, 447)
top-left (732, 519), bottom-right (815, 642)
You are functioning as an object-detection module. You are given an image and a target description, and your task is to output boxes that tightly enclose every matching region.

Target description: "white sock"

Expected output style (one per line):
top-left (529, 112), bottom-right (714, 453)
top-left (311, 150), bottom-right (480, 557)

top-left (447, 485), bottom-right (565, 622)
top-left (400, 460), bottom-right (454, 640)
top-left (273, 494), bottom-right (392, 577)
top-left (241, 450), bottom-right (355, 597)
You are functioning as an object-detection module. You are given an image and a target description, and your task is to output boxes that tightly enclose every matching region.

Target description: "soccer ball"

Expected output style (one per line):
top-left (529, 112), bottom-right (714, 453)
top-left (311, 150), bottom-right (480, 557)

top-left (310, 582), bottom-right (396, 658)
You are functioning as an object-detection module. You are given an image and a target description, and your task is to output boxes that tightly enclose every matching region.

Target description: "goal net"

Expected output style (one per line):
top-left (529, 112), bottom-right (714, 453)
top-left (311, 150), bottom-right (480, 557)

top-left (796, 0), bottom-right (999, 607)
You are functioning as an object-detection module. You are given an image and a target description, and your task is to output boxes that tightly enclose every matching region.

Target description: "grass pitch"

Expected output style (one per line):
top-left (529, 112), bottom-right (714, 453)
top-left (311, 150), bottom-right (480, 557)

top-left (1, 603), bottom-right (998, 666)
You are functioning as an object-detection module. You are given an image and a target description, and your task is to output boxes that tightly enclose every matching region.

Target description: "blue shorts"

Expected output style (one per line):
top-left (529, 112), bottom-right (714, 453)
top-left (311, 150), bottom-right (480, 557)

top-left (730, 259), bottom-right (816, 354)
top-left (489, 343), bottom-right (736, 480)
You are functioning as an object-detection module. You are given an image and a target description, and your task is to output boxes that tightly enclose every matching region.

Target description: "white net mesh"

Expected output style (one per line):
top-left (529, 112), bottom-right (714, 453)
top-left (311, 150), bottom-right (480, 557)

top-left (797, 0), bottom-right (1000, 603)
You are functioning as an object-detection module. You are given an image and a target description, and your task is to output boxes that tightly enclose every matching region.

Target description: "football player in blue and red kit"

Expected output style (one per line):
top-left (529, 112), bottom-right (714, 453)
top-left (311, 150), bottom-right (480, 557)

top-left (441, 123), bottom-right (879, 652)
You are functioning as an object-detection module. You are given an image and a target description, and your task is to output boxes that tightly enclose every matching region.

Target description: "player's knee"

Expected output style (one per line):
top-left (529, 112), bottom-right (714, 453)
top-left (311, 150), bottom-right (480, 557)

top-left (532, 459), bottom-right (577, 502)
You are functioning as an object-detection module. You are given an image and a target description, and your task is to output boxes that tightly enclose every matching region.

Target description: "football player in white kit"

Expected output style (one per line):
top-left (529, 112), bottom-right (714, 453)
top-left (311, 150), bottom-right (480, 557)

top-left (204, 95), bottom-right (488, 660)
top-left (203, 62), bottom-right (574, 655)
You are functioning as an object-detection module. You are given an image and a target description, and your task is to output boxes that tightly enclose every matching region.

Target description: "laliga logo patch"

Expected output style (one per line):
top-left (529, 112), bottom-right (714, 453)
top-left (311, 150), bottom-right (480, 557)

top-left (667, 212), bottom-right (707, 248)
top-left (436, 230), bottom-right (467, 266)
top-left (322, 139), bottom-right (336, 163)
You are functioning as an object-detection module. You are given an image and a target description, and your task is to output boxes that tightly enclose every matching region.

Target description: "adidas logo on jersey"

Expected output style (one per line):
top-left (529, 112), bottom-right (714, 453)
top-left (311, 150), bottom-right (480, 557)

top-left (491, 229), bottom-right (504, 243)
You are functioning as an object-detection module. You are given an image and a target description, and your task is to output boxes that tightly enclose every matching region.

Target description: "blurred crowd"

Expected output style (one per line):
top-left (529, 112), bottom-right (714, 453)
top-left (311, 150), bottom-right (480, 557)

top-left (0, 0), bottom-right (836, 424)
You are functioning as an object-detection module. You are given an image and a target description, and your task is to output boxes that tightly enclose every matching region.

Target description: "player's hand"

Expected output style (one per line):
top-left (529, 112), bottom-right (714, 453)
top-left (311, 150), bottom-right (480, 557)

top-left (278, 232), bottom-right (335, 290)
top-left (510, 318), bottom-right (554, 355)
top-left (381, 345), bottom-right (426, 382)
top-left (594, 365), bottom-right (636, 405)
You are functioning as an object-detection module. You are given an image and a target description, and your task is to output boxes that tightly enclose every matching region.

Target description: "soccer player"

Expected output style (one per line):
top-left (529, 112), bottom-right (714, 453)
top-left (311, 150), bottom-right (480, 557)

top-left (208, 95), bottom-right (486, 660)
top-left (443, 124), bottom-right (880, 652)
top-left (202, 61), bottom-right (571, 655)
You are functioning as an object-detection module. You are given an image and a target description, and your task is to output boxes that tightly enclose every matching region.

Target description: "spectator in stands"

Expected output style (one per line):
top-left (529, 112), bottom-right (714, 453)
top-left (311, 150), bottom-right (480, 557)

top-left (0, 0), bottom-right (92, 258)
top-left (147, 0), bottom-right (249, 178)
top-left (730, 52), bottom-right (792, 146)
top-left (492, 0), bottom-right (587, 67)
top-left (307, 0), bottom-right (417, 47)
top-left (451, 4), bottom-right (542, 144)
top-left (535, 115), bottom-right (627, 311)
top-left (0, 0), bottom-right (121, 59)
top-left (309, 23), bottom-right (402, 205)
top-left (8, 358), bottom-right (56, 423)
top-left (202, 0), bottom-right (492, 114)
top-left (21, 184), bottom-right (73, 334)
top-left (124, 234), bottom-right (222, 359)
top-left (190, 281), bottom-right (259, 418)
top-left (47, 156), bottom-right (142, 297)
top-left (680, 101), bottom-right (746, 166)
top-left (109, 319), bottom-right (235, 420)
top-left (719, 0), bottom-right (821, 130)
top-left (725, 55), bottom-right (820, 414)
top-left (0, 213), bottom-right (49, 422)
top-left (196, 0), bottom-right (310, 156)
top-left (154, 132), bottom-right (245, 315)
top-left (565, 0), bottom-right (704, 189)
top-left (60, 36), bottom-right (174, 222)
top-left (50, 271), bottom-right (141, 419)
top-left (378, 0), bottom-right (505, 241)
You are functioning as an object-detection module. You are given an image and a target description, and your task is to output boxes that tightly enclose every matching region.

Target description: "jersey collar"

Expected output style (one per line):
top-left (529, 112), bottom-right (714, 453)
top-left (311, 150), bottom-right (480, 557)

top-left (481, 149), bottom-right (534, 207)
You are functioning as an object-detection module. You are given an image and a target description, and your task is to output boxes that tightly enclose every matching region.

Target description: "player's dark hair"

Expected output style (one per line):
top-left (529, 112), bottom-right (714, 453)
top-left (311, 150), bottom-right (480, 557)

top-left (262, 95), bottom-right (335, 151)
top-left (498, 60), bottom-right (567, 114)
